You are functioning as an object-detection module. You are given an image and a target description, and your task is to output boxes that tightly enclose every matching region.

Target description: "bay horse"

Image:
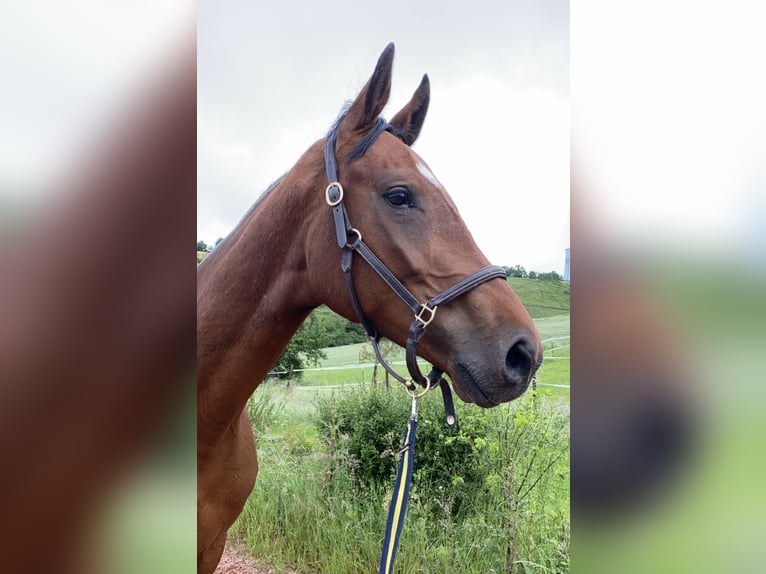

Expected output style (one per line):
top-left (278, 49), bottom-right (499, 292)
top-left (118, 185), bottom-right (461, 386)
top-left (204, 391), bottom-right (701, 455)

top-left (197, 43), bottom-right (542, 573)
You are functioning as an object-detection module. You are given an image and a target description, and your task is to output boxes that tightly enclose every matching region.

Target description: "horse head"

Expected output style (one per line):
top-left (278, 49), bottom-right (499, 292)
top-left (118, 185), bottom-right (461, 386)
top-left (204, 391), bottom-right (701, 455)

top-left (299, 44), bottom-right (542, 406)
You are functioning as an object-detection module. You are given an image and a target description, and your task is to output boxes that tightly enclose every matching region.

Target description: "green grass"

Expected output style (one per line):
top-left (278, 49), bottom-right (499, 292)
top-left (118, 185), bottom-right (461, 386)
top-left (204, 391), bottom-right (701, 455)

top-left (507, 277), bottom-right (570, 318)
top-left (535, 314), bottom-right (570, 340)
top-left (321, 344), bottom-right (371, 365)
top-left (237, 387), bottom-right (569, 574)
top-left (533, 346), bottom-right (569, 400)
top-left (297, 343), bottom-right (408, 386)
top-left (534, 314), bottom-right (570, 396)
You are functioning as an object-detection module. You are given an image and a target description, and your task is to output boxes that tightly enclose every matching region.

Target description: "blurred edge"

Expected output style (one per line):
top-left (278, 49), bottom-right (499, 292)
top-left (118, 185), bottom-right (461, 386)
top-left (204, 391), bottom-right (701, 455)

top-left (0, 4), bottom-right (196, 574)
top-left (572, 1), bottom-right (766, 573)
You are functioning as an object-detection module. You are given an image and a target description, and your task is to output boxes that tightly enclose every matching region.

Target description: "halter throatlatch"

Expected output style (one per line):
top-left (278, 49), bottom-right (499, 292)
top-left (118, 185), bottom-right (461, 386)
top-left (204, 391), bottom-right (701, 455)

top-left (323, 107), bottom-right (507, 428)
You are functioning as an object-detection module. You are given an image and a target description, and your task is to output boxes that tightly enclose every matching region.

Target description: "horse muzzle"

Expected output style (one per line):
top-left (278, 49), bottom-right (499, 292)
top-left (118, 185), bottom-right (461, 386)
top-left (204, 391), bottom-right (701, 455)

top-left (450, 333), bottom-right (542, 407)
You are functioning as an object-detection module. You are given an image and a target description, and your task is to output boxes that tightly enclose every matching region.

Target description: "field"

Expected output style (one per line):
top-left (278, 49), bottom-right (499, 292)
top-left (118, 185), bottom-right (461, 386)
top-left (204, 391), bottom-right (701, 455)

top-left (282, 312), bottom-right (569, 393)
top-left (231, 282), bottom-right (569, 573)
top-left (508, 278), bottom-right (570, 318)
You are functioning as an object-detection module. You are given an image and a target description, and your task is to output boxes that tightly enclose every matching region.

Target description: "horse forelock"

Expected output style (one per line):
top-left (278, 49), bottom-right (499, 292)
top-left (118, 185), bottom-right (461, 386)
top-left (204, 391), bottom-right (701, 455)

top-left (325, 101), bottom-right (410, 166)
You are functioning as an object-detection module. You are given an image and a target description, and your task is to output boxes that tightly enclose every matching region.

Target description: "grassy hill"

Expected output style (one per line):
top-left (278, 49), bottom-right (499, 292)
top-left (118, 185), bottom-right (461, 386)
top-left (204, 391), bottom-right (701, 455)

top-left (507, 277), bottom-right (570, 318)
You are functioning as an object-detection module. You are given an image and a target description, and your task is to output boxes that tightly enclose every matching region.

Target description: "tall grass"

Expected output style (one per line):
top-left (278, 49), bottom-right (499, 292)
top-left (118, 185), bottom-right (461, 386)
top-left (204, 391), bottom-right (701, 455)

top-left (232, 386), bottom-right (569, 573)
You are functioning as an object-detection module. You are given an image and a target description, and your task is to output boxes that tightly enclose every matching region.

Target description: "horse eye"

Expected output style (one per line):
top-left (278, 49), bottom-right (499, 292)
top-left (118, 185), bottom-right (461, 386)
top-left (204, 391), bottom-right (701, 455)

top-left (385, 188), bottom-right (412, 208)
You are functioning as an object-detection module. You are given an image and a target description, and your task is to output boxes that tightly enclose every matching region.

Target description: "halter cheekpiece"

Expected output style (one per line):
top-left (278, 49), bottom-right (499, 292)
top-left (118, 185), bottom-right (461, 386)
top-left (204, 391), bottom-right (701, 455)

top-left (323, 106), bottom-right (507, 426)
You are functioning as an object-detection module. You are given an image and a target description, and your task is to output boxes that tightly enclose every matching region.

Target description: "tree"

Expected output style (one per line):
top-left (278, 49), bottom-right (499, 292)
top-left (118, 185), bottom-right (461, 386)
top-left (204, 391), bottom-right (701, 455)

top-left (214, 236), bottom-right (224, 248)
top-left (197, 239), bottom-right (208, 252)
top-left (503, 264), bottom-right (528, 278)
top-left (537, 271), bottom-right (563, 281)
top-left (311, 305), bottom-right (366, 347)
top-left (528, 270), bottom-right (538, 279)
top-left (359, 338), bottom-right (401, 387)
top-left (273, 315), bottom-right (327, 384)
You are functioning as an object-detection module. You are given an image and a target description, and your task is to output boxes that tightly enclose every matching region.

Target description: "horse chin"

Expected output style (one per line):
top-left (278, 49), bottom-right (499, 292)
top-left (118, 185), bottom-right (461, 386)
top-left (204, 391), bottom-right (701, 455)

top-left (449, 362), bottom-right (530, 408)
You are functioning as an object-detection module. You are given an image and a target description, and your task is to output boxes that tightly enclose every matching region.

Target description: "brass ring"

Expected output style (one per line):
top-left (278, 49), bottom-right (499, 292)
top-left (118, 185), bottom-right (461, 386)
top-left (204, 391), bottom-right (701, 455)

top-left (348, 227), bottom-right (362, 243)
top-left (406, 377), bottom-right (432, 399)
top-left (325, 182), bottom-right (344, 206)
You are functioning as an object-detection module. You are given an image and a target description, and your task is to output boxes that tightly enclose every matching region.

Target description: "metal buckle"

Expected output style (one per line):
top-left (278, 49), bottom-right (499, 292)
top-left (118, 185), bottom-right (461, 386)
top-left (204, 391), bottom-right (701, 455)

top-left (405, 376), bottom-right (432, 399)
top-left (414, 303), bottom-right (437, 328)
top-left (325, 182), bottom-right (344, 206)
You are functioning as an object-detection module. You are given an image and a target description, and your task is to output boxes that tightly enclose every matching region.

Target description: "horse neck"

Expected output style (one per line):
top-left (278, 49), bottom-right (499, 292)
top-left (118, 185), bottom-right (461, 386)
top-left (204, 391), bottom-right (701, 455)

top-left (198, 155), bottom-right (324, 438)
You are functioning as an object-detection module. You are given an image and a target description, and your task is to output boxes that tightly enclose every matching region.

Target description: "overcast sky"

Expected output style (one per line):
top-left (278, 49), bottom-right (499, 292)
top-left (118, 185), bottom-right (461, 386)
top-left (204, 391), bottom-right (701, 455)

top-left (198, 0), bottom-right (569, 273)
top-left (4, 2), bottom-right (762, 272)
top-left (0, 2), bottom-right (191, 194)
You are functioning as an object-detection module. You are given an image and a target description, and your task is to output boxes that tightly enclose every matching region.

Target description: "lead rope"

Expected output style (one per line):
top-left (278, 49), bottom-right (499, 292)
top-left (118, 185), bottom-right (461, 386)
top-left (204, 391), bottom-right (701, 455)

top-left (379, 384), bottom-right (427, 574)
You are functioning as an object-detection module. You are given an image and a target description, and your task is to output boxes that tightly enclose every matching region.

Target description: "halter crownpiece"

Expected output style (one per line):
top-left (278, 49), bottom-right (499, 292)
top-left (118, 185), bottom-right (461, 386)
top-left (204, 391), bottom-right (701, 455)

top-left (323, 106), bottom-right (507, 425)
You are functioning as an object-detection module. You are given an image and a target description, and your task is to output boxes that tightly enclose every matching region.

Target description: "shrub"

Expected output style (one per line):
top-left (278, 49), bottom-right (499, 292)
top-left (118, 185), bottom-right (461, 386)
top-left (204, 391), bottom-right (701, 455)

top-left (315, 386), bottom-right (406, 489)
top-left (315, 386), bottom-right (497, 518)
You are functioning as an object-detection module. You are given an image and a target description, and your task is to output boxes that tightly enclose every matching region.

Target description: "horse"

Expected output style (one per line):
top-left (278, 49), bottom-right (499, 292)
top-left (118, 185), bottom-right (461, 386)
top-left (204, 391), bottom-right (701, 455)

top-left (197, 43), bottom-right (543, 573)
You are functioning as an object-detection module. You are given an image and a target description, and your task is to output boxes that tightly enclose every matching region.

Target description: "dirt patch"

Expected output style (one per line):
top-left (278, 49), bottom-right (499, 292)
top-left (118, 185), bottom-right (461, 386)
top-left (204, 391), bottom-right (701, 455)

top-left (214, 539), bottom-right (299, 574)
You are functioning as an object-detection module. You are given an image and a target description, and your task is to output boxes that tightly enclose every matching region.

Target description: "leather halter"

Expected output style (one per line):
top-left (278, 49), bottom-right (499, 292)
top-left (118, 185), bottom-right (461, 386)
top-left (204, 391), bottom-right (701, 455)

top-left (324, 110), bottom-right (507, 424)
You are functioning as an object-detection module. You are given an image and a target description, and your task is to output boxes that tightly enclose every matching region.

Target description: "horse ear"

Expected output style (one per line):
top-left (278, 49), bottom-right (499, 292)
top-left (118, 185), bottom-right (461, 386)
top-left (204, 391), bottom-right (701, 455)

top-left (389, 74), bottom-right (430, 146)
top-left (345, 43), bottom-right (395, 131)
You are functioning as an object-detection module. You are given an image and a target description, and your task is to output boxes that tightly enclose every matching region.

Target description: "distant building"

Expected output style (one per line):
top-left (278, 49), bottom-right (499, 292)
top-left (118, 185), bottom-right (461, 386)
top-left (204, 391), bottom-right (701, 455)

top-left (564, 248), bottom-right (570, 281)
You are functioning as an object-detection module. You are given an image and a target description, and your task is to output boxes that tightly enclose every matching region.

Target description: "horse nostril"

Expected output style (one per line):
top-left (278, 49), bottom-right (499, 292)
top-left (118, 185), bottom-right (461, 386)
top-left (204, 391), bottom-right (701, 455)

top-left (505, 336), bottom-right (536, 383)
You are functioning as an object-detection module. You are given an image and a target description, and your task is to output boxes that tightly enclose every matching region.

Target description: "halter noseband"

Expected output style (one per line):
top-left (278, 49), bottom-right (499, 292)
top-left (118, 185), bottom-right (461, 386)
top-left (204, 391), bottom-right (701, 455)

top-left (324, 109), bottom-right (507, 424)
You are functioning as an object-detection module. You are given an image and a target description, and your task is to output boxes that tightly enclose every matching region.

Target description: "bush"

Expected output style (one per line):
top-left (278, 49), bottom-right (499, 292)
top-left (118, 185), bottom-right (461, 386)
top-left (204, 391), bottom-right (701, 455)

top-left (315, 386), bottom-right (406, 489)
top-left (315, 386), bottom-right (497, 518)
